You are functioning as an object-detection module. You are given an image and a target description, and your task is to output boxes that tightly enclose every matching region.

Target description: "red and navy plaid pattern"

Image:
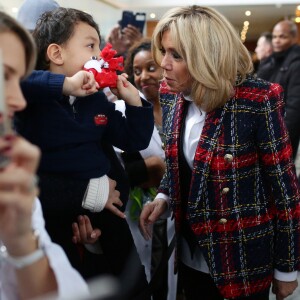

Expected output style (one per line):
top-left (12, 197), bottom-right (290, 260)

top-left (158, 77), bottom-right (300, 299)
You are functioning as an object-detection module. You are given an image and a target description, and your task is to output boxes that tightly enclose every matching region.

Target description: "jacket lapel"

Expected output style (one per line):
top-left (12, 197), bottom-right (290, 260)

top-left (188, 102), bottom-right (230, 208)
top-left (166, 95), bottom-right (186, 190)
top-left (164, 92), bottom-right (230, 227)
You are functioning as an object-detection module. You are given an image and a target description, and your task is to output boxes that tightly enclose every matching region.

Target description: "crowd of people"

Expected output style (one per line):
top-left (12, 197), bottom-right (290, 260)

top-left (0, 0), bottom-right (299, 300)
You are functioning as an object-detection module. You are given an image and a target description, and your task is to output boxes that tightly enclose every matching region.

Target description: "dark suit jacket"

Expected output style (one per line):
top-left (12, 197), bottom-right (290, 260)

top-left (257, 45), bottom-right (300, 159)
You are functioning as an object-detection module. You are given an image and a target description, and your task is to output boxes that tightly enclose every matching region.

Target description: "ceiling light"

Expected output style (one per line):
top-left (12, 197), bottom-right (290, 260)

top-left (150, 13), bottom-right (156, 19)
top-left (245, 11), bottom-right (251, 16)
top-left (244, 21), bottom-right (250, 26)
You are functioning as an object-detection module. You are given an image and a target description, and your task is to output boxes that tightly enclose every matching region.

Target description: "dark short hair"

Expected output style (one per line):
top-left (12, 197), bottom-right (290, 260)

top-left (33, 7), bottom-right (100, 70)
top-left (124, 38), bottom-right (152, 84)
top-left (260, 32), bottom-right (272, 45)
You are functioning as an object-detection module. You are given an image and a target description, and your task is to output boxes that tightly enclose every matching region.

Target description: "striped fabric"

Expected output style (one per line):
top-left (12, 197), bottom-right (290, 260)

top-left (158, 76), bottom-right (300, 299)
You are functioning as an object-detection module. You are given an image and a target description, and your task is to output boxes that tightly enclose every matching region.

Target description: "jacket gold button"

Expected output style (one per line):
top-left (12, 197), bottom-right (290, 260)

top-left (224, 154), bottom-right (233, 163)
top-left (222, 187), bottom-right (230, 194)
top-left (219, 218), bottom-right (227, 225)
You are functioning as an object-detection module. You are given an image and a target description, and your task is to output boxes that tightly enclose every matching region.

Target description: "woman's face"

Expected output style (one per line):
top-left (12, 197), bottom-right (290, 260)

top-left (0, 31), bottom-right (27, 118)
top-left (133, 49), bottom-right (162, 101)
top-left (160, 30), bottom-right (191, 94)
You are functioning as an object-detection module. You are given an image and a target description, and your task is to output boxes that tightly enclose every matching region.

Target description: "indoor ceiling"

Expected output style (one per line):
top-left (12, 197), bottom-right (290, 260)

top-left (1, 0), bottom-right (300, 41)
top-left (101, 0), bottom-right (300, 40)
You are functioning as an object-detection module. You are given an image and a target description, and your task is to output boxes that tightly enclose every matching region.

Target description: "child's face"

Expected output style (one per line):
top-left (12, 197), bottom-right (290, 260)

top-left (58, 21), bottom-right (101, 77)
top-left (0, 31), bottom-right (27, 118)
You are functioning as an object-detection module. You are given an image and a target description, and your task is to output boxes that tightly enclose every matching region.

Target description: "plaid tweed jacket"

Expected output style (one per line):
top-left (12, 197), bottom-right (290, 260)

top-left (158, 76), bottom-right (300, 299)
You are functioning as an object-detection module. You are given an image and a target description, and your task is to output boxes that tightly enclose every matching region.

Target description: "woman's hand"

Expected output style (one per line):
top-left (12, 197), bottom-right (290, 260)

top-left (272, 279), bottom-right (298, 300)
top-left (0, 135), bottom-right (40, 255)
top-left (139, 198), bottom-right (168, 240)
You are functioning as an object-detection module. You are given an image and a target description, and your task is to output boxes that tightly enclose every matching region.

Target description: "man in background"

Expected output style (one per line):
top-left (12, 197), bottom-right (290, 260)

top-left (257, 20), bottom-right (300, 160)
top-left (255, 31), bottom-right (273, 71)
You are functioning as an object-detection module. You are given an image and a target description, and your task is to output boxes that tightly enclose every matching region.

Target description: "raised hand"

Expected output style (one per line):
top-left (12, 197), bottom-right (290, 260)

top-left (0, 135), bottom-right (40, 255)
top-left (63, 70), bottom-right (99, 96)
top-left (106, 24), bottom-right (142, 56)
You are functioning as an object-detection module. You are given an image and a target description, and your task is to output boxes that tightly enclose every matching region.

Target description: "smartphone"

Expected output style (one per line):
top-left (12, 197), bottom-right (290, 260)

top-left (120, 10), bottom-right (146, 33)
top-left (0, 50), bottom-right (12, 168)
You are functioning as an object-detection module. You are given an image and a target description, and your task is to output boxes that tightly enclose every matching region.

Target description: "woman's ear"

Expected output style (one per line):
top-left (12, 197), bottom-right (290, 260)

top-left (47, 43), bottom-right (63, 65)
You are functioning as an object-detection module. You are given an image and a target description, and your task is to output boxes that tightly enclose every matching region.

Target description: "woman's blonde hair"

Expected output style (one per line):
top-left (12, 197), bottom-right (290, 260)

top-left (152, 5), bottom-right (253, 111)
top-left (0, 11), bottom-right (36, 78)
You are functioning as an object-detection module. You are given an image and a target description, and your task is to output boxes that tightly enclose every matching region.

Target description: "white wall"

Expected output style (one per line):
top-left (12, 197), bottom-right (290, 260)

top-left (56, 0), bottom-right (121, 37)
top-left (0, 0), bottom-right (122, 38)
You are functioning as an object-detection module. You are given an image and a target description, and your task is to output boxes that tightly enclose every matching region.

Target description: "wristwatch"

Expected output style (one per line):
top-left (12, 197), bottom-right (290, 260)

top-left (0, 230), bottom-right (45, 269)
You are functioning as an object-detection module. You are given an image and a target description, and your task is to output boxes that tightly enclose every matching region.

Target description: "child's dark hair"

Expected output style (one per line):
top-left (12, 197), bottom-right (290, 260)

top-left (124, 38), bottom-right (151, 84)
top-left (33, 7), bottom-right (100, 70)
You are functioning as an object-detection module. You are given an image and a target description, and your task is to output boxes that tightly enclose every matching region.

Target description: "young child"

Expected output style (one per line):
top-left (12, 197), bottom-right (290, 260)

top-left (15, 7), bottom-right (153, 299)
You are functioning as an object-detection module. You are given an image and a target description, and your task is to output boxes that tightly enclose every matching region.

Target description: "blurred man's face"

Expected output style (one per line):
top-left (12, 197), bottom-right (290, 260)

top-left (272, 22), bottom-right (297, 53)
top-left (255, 36), bottom-right (273, 60)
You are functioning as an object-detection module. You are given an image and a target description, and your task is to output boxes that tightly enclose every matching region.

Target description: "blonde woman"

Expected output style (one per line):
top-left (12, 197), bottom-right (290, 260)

top-left (140, 5), bottom-right (300, 300)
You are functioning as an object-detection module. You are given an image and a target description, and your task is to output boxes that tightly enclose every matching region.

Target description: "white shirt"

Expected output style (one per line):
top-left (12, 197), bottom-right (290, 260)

top-left (0, 198), bottom-right (90, 300)
top-left (156, 98), bottom-right (297, 281)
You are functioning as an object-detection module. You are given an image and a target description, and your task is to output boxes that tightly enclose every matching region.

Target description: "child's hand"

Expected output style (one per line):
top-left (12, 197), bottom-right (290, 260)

top-left (105, 177), bottom-right (126, 219)
top-left (72, 215), bottom-right (101, 244)
top-left (63, 70), bottom-right (99, 97)
top-left (111, 74), bottom-right (142, 106)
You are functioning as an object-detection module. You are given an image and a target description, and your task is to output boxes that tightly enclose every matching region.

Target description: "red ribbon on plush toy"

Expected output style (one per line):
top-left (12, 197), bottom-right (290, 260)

top-left (83, 43), bottom-right (124, 89)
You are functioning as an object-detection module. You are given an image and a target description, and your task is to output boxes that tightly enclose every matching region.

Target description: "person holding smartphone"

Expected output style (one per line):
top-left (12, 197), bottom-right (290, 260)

top-left (106, 12), bottom-right (144, 57)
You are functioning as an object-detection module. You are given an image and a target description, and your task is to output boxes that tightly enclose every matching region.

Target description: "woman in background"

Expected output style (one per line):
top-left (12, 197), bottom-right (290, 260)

top-left (123, 38), bottom-right (177, 300)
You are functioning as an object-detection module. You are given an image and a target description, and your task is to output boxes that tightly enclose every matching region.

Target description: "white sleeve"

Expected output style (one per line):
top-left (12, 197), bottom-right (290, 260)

top-left (31, 198), bottom-right (90, 299)
top-left (154, 193), bottom-right (171, 219)
top-left (274, 269), bottom-right (298, 282)
top-left (114, 99), bottom-right (126, 116)
top-left (139, 126), bottom-right (165, 160)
